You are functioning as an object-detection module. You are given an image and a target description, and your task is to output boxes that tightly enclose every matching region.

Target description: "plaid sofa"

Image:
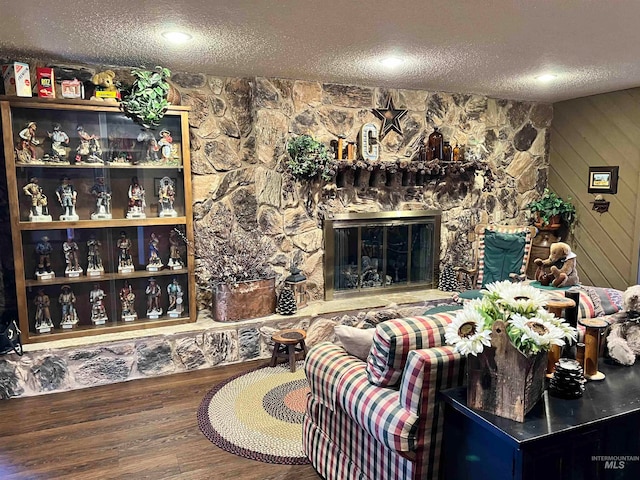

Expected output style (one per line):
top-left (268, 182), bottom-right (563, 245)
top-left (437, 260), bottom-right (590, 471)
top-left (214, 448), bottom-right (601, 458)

top-left (303, 312), bottom-right (465, 480)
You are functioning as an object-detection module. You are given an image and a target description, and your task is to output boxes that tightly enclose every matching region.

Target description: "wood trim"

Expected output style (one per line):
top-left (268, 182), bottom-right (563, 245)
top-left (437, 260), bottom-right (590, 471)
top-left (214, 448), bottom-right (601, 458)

top-left (18, 216), bottom-right (188, 231)
top-left (0, 95), bottom-right (191, 111)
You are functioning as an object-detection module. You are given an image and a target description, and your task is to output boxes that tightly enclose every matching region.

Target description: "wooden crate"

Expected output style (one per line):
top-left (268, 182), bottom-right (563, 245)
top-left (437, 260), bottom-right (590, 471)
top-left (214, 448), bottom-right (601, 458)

top-left (467, 320), bottom-right (547, 422)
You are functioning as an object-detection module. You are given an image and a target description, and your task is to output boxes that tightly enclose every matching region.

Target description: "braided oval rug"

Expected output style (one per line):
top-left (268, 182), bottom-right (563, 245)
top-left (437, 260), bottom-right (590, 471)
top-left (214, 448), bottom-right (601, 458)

top-left (197, 362), bottom-right (310, 464)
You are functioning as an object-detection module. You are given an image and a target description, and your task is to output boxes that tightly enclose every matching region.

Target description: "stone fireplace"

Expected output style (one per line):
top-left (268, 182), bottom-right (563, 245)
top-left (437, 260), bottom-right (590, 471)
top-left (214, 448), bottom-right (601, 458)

top-left (323, 210), bottom-right (440, 299)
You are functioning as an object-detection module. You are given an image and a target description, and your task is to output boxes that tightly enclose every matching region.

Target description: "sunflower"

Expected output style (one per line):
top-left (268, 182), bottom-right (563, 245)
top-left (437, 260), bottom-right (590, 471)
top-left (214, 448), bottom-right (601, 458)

top-left (508, 313), bottom-right (565, 354)
top-left (537, 308), bottom-right (578, 343)
top-left (498, 283), bottom-right (550, 314)
top-left (445, 306), bottom-right (492, 356)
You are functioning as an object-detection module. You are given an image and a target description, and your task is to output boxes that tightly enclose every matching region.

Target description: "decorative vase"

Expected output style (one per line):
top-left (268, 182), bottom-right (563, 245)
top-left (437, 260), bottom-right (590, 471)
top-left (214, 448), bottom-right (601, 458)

top-left (427, 127), bottom-right (443, 160)
top-left (212, 277), bottom-right (276, 322)
top-left (534, 213), bottom-right (562, 231)
top-left (166, 81), bottom-right (182, 106)
top-left (466, 320), bottom-right (548, 422)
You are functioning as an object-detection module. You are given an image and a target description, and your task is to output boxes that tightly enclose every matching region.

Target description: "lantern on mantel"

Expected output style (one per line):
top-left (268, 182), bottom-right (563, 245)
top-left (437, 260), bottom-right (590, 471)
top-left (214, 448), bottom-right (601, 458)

top-left (285, 265), bottom-right (308, 309)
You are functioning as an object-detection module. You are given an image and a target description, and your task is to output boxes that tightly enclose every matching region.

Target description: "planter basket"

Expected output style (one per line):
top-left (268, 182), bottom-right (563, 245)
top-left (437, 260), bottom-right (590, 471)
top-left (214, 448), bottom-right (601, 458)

top-left (212, 278), bottom-right (276, 322)
top-left (467, 320), bottom-right (547, 422)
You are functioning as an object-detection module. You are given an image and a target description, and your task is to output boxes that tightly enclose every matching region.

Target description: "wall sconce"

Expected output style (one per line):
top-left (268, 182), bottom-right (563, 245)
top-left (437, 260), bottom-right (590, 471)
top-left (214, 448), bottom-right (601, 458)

top-left (591, 194), bottom-right (610, 214)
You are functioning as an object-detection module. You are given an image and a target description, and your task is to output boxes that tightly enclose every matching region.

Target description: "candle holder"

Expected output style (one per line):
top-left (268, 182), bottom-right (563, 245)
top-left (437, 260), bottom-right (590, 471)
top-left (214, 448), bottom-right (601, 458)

top-left (544, 297), bottom-right (576, 378)
top-left (578, 318), bottom-right (609, 381)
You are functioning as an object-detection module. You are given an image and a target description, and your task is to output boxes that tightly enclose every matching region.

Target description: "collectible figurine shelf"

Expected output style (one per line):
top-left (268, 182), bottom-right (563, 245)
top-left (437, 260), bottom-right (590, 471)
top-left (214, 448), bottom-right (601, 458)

top-left (1, 96), bottom-right (195, 344)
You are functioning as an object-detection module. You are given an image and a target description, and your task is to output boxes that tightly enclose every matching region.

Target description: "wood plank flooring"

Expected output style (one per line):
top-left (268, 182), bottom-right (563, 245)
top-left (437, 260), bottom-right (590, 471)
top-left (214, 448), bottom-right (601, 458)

top-left (0, 360), bottom-right (322, 480)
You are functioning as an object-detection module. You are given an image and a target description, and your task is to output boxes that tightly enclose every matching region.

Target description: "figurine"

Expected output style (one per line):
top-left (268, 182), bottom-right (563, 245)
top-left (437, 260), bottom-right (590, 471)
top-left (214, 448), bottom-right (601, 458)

top-left (35, 236), bottom-right (54, 279)
top-left (136, 130), bottom-right (159, 162)
top-left (90, 175), bottom-right (112, 219)
top-left (34, 288), bottom-right (54, 333)
top-left (86, 234), bottom-right (104, 275)
top-left (126, 176), bottom-right (146, 218)
top-left (90, 70), bottom-right (119, 102)
top-left (55, 176), bottom-right (79, 220)
top-left (46, 123), bottom-right (70, 162)
top-left (147, 232), bottom-right (163, 271)
top-left (158, 129), bottom-right (173, 161)
top-left (158, 176), bottom-right (176, 217)
top-left (167, 230), bottom-right (184, 269)
top-left (108, 127), bottom-right (134, 163)
top-left (120, 281), bottom-right (137, 321)
top-left (59, 285), bottom-right (79, 328)
top-left (63, 236), bottom-right (83, 277)
top-left (146, 277), bottom-right (163, 317)
top-left (167, 278), bottom-right (184, 317)
top-left (23, 177), bottom-right (51, 221)
top-left (89, 283), bottom-right (108, 325)
top-left (75, 125), bottom-right (103, 164)
top-left (17, 121), bottom-right (40, 162)
top-left (117, 231), bottom-right (134, 273)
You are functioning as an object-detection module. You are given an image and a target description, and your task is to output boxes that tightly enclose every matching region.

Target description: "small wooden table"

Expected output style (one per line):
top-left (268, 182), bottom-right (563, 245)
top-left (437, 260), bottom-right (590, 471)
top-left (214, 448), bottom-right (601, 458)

top-left (544, 297), bottom-right (576, 377)
top-left (270, 328), bottom-right (308, 373)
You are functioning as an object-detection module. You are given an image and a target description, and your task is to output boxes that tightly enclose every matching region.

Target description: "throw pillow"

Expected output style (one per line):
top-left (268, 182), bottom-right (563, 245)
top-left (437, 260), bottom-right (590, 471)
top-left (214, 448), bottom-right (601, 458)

top-left (334, 325), bottom-right (375, 361)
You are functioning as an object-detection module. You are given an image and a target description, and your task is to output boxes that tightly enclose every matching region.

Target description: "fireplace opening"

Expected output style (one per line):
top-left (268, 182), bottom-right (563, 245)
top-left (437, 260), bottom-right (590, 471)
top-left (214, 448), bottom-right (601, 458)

top-left (324, 210), bottom-right (441, 299)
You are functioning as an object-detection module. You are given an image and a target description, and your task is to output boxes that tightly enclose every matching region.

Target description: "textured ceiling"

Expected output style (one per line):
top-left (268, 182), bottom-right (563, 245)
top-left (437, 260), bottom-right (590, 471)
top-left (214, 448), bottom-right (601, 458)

top-left (1, 0), bottom-right (639, 102)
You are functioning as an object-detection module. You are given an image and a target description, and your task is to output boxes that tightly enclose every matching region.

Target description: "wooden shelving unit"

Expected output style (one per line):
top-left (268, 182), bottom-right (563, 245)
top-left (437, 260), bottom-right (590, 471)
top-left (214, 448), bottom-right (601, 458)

top-left (1, 96), bottom-right (195, 343)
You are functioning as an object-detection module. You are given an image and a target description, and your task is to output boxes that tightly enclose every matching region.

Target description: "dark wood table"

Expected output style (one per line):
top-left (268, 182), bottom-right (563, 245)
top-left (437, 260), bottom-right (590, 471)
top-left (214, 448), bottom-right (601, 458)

top-left (440, 360), bottom-right (640, 480)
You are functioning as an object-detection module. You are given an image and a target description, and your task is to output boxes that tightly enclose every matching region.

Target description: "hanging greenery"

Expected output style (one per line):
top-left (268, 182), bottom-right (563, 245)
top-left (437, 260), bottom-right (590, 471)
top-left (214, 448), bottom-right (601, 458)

top-left (121, 66), bottom-right (172, 129)
top-left (286, 135), bottom-right (336, 181)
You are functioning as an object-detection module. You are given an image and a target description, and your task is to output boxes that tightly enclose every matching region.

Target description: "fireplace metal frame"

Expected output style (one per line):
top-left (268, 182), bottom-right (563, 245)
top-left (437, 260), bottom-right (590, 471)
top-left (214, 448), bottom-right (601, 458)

top-left (324, 210), bottom-right (441, 300)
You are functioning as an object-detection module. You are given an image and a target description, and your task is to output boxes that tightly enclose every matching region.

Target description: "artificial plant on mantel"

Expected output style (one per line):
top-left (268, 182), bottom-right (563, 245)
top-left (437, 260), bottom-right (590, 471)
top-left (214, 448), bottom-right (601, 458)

top-left (120, 66), bottom-right (172, 129)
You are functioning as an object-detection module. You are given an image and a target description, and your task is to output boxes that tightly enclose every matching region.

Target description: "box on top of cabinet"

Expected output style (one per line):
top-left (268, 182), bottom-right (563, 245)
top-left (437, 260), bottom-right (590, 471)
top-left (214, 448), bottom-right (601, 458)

top-left (2, 62), bottom-right (32, 97)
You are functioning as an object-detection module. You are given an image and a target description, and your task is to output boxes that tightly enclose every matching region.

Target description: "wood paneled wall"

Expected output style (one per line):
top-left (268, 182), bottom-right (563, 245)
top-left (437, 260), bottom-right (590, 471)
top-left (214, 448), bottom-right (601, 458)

top-left (549, 88), bottom-right (640, 290)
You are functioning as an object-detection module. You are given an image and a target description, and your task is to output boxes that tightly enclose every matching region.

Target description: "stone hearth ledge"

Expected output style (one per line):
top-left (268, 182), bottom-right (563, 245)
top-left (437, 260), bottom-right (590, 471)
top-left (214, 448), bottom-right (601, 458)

top-left (0, 289), bottom-right (452, 399)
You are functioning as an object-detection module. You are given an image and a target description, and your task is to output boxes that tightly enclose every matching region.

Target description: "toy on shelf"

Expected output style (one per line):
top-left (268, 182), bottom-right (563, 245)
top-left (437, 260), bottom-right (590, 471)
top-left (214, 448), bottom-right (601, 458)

top-left (89, 283), bottom-right (108, 325)
top-left (63, 236), bottom-right (83, 277)
top-left (146, 277), bottom-right (163, 318)
top-left (158, 129), bottom-right (173, 161)
top-left (55, 176), bottom-right (79, 221)
top-left (108, 127), bottom-right (134, 163)
top-left (90, 70), bottom-right (120, 102)
top-left (34, 288), bottom-right (54, 333)
top-left (119, 281), bottom-right (138, 322)
top-left (126, 176), bottom-right (146, 218)
top-left (136, 130), bottom-right (159, 163)
top-left (117, 231), bottom-right (134, 274)
top-left (167, 277), bottom-right (184, 317)
top-left (90, 175), bottom-right (112, 220)
top-left (146, 232), bottom-right (163, 271)
top-left (75, 125), bottom-right (103, 164)
top-left (35, 236), bottom-right (54, 280)
top-left (59, 285), bottom-right (79, 329)
top-left (167, 230), bottom-right (184, 269)
top-left (23, 177), bottom-right (52, 222)
top-left (16, 121), bottom-right (39, 163)
top-left (86, 234), bottom-right (104, 276)
top-left (158, 176), bottom-right (177, 217)
top-left (45, 123), bottom-right (70, 162)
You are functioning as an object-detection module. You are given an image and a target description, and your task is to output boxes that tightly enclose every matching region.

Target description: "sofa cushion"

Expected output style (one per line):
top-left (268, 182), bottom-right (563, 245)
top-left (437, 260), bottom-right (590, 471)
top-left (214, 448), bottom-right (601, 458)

top-left (334, 325), bottom-right (376, 361)
top-left (366, 313), bottom-right (456, 387)
top-left (481, 230), bottom-right (527, 287)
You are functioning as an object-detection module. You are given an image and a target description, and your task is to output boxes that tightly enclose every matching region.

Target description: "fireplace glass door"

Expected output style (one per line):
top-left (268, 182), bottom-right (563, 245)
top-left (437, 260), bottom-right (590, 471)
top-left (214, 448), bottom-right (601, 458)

top-left (325, 211), bottom-right (440, 299)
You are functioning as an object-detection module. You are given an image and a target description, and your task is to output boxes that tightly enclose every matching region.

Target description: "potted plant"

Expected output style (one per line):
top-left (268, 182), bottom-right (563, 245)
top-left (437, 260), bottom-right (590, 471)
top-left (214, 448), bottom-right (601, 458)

top-left (196, 223), bottom-right (276, 322)
top-left (286, 134), bottom-right (336, 181)
top-left (526, 188), bottom-right (576, 230)
top-left (121, 66), bottom-right (172, 129)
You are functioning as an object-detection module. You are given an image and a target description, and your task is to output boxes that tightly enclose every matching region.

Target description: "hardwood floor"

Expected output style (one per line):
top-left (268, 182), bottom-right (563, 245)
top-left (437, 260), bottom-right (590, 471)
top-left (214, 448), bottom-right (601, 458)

top-left (0, 360), bottom-right (322, 480)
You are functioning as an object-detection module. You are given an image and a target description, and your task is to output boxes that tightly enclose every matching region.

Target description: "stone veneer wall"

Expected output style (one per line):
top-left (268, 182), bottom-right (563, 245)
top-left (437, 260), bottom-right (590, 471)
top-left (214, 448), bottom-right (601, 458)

top-left (175, 74), bottom-right (552, 305)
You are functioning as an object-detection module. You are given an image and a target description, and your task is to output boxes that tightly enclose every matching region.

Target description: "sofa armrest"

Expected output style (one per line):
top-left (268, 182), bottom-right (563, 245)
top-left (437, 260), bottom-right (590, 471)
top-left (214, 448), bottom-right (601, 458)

top-left (304, 342), bottom-right (363, 411)
top-left (399, 346), bottom-right (465, 413)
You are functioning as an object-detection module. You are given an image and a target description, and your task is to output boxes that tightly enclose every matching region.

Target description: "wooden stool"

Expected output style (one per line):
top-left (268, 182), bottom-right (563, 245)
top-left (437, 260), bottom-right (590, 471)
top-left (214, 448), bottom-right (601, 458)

top-left (270, 328), bottom-right (308, 372)
top-left (544, 297), bottom-right (576, 378)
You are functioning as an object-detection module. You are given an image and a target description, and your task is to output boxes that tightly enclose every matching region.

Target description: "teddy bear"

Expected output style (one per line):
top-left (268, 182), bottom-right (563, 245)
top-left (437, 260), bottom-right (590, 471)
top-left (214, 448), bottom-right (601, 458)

top-left (90, 70), bottom-right (119, 102)
top-left (606, 285), bottom-right (640, 365)
top-left (533, 241), bottom-right (579, 288)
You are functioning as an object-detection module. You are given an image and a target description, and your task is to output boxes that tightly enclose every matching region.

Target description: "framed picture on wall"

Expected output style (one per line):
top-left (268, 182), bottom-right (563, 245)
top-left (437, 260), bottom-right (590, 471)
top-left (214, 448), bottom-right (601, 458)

top-left (588, 166), bottom-right (619, 194)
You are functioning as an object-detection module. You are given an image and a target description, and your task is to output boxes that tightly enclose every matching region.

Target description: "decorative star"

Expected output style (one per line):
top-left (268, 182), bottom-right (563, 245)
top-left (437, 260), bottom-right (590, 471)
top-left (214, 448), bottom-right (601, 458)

top-left (372, 96), bottom-right (408, 139)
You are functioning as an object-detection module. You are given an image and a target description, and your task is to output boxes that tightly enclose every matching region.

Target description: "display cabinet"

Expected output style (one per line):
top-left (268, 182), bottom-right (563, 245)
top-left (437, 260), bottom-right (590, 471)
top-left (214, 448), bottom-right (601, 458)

top-left (1, 96), bottom-right (195, 343)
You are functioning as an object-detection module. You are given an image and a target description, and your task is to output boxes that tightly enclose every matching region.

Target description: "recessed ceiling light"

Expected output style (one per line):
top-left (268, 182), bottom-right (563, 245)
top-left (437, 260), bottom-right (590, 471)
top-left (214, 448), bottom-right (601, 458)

top-left (162, 31), bottom-right (193, 44)
top-left (380, 57), bottom-right (404, 68)
top-left (536, 73), bottom-right (557, 83)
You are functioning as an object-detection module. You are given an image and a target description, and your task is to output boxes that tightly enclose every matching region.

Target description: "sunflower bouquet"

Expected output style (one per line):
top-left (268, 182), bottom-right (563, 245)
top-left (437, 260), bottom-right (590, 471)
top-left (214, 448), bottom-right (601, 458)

top-left (445, 280), bottom-right (577, 357)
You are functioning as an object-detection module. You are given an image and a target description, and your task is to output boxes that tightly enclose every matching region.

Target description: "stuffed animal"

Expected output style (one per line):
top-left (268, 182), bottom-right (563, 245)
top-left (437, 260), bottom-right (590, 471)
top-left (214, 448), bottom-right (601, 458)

top-left (533, 241), bottom-right (579, 288)
top-left (90, 70), bottom-right (119, 102)
top-left (606, 285), bottom-right (640, 365)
